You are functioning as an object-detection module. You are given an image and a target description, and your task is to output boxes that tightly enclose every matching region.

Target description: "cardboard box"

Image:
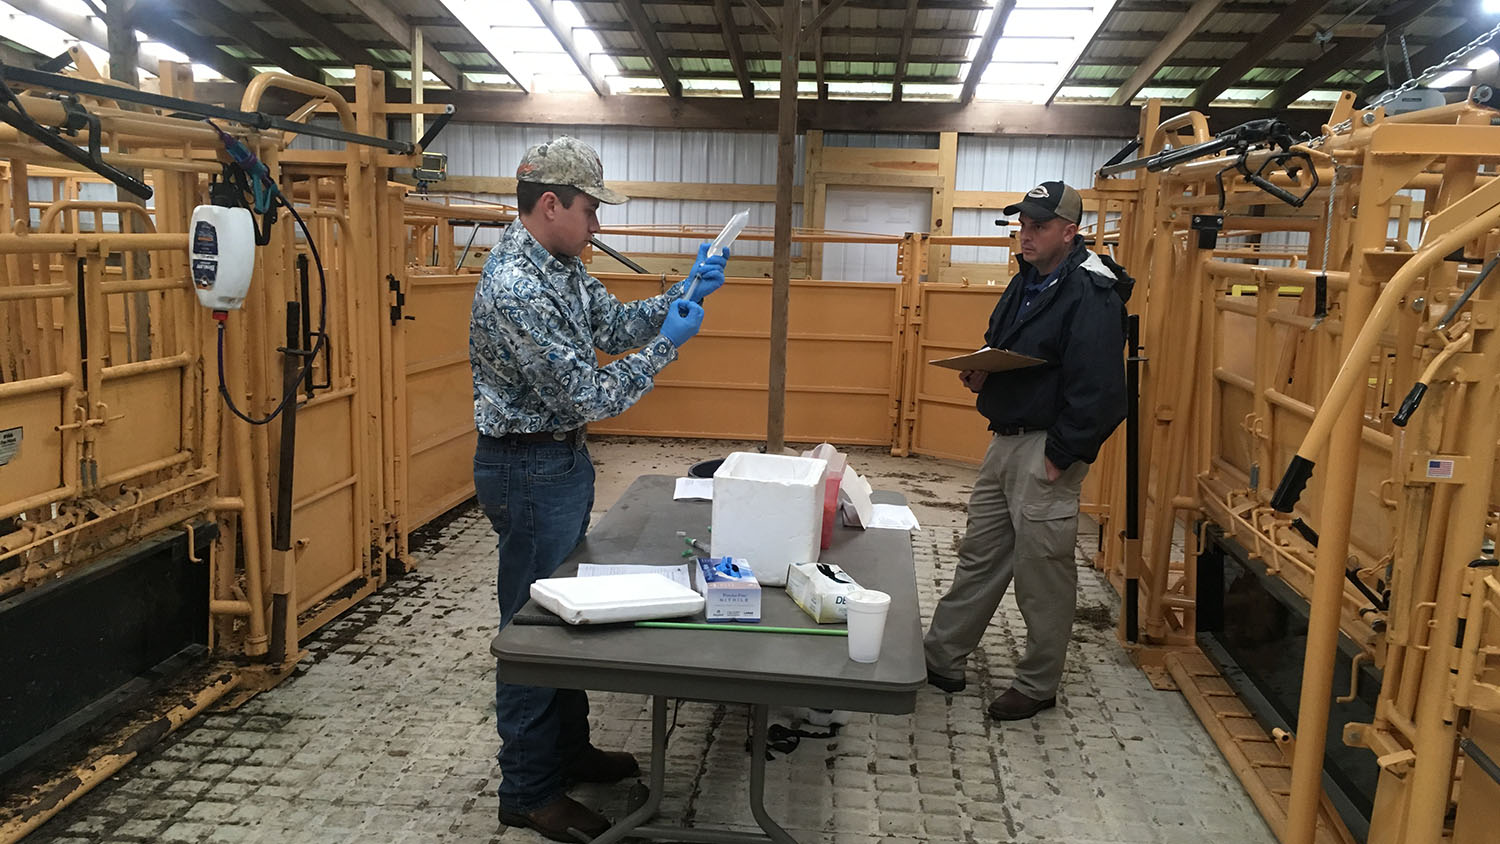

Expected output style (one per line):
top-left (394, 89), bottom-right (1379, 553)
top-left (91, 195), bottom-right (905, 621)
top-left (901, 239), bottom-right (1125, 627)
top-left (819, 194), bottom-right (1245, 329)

top-left (711, 452), bottom-right (827, 586)
top-left (692, 556), bottom-right (761, 623)
top-left (786, 562), bottom-right (863, 623)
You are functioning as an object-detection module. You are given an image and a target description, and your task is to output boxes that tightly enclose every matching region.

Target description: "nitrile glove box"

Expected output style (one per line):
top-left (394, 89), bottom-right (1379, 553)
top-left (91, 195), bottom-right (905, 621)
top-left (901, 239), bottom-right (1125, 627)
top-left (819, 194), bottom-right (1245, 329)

top-left (786, 562), bottom-right (862, 623)
top-left (711, 452), bottom-right (828, 587)
top-left (691, 556), bottom-right (761, 622)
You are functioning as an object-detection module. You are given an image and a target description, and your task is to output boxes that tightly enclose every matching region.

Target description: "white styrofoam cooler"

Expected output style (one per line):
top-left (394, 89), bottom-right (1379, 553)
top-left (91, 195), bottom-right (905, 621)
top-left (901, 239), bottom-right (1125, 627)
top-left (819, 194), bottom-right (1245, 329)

top-left (711, 452), bottom-right (827, 587)
top-left (530, 573), bottom-right (704, 624)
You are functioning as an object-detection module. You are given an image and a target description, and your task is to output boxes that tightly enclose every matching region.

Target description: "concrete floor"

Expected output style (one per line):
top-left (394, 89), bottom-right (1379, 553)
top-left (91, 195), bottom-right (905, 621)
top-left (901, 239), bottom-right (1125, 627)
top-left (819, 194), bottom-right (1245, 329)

top-left (25, 436), bottom-right (1276, 844)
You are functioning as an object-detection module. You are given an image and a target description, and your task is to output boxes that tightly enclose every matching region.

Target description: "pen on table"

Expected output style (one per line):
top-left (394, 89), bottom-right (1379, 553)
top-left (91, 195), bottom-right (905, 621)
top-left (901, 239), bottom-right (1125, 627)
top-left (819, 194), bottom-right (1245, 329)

top-left (634, 621), bottom-right (848, 636)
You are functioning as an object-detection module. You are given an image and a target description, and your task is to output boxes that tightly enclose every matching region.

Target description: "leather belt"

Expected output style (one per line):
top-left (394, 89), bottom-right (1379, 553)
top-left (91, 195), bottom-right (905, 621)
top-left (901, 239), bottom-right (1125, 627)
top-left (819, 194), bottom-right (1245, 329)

top-left (485, 428), bottom-right (582, 446)
top-left (993, 426), bottom-right (1042, 437)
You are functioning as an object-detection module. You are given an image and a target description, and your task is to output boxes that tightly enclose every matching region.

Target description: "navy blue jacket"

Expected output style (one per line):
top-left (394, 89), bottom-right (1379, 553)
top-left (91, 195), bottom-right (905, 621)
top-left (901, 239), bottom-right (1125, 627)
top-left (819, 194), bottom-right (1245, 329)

top-left (976, 236), bottom-right (1133, 470)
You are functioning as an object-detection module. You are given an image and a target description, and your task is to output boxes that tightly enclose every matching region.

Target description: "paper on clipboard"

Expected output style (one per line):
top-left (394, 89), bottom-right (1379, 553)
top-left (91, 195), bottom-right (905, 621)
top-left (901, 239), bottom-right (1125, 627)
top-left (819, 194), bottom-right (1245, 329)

top-left (929, 346), bottom-right (1044, 373)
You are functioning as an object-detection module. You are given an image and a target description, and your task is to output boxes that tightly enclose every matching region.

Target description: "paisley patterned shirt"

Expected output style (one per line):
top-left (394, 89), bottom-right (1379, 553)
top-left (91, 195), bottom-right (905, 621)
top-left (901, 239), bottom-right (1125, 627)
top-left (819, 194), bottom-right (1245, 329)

top-left (470, 220), bottom-right (688, 436)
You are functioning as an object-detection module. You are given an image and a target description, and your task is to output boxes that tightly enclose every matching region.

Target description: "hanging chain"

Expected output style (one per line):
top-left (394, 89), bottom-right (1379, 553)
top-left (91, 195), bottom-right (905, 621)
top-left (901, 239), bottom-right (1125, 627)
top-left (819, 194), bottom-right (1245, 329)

top-left (1310, 21), bottom-right (1500, 147)
top-left (1320, 164), bottom-right (1340, 272)
top-left (1399, 33), bottom-right (1415, 81)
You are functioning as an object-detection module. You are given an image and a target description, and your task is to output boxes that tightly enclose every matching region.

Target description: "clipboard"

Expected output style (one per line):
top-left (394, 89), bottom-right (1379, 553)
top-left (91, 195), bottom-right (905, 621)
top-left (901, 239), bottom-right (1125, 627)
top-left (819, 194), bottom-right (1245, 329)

top-left (929, 347), bottom-right (1044, 373)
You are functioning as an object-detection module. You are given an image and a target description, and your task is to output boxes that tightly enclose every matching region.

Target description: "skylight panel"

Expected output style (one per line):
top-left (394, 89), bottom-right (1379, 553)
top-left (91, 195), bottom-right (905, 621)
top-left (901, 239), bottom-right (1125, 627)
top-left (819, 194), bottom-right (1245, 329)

top-left (970, 0), bottom-right (1118, 104)
top-left (0, 1), bottom-right (110, 73)
top-left (442, 0), bottom-right (617, 94)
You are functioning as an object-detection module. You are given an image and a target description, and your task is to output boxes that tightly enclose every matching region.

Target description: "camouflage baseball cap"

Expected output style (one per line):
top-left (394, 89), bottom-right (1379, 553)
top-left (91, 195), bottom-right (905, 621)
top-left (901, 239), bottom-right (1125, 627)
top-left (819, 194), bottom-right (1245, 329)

top-left (515, 136), bottom-right (627, 205)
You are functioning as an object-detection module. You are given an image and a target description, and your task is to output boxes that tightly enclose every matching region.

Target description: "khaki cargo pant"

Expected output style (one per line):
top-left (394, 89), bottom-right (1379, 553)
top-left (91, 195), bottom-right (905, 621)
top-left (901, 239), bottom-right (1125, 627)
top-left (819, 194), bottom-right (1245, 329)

top-left (923, 431), bottom-right (1086, 699)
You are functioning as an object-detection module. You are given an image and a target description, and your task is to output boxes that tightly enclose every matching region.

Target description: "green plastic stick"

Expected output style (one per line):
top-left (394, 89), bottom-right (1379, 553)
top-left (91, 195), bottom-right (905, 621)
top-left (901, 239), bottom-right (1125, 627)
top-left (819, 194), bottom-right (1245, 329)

top-left (633, 621), bottom-right (848, 636)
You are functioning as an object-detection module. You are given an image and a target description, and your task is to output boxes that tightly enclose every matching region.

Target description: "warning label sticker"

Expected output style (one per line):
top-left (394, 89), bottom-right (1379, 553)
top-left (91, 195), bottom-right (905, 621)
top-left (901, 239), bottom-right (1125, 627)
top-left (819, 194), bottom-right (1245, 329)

top-left (0, 427), bottom-right (20, 466)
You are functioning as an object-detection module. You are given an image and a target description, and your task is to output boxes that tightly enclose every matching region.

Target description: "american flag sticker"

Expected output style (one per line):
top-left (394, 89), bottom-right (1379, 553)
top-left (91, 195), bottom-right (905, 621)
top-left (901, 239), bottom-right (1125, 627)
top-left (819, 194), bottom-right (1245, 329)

top-left (1427, 459), bottom-right (1455, 479)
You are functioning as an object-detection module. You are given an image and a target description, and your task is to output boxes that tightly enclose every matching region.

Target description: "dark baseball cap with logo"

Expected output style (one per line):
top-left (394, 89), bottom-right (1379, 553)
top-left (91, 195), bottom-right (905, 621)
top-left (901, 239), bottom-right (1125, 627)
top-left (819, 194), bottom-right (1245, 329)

top-left (1003, 180), bottom-right (1082, 225)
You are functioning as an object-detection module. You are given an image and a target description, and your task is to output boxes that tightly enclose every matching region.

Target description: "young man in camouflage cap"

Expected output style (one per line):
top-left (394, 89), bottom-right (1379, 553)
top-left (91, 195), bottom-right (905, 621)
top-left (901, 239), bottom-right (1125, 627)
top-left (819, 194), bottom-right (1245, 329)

top-left (470, 136), bottom-right (729, 840)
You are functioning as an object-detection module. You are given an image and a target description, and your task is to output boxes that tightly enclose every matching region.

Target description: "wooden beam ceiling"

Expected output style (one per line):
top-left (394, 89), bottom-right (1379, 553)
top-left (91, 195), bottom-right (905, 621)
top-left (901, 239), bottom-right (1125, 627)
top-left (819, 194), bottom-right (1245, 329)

top-left (711, 0), bottom-right (754, 98)
top-left (618, 0), bottom-right (683, 97)
top-left (1187, 0), bottom-right (1336, 107)
top-left (418, 89), bottom-right (1329, 136)
top-left (361, 0), bottom-right (464, 90)
top-left (168, 0), bottom-right (325, 81)
top-left (1258, 0), bottom-right (1443, 110)
top-left (891, 0), bottom-right (920, 102)
top-left (260, 0), bottom-right (386, 71)
top-left (800, 0), bottom-right (851, 48)
top-left (654, 48), bottom-right (968, 64)
top-left (959, 0), bottom-right (1013, 105)
top-left (1105, 0), bottom-right (1223, 106)
top-left (524, 0), bottom-right (608, 95)
top-left (615, 68), bottom-right (951, 84)
top-left (194, 80), bottom-right (1330, 137)
top-left (739, 0), bottom-right (780, 36)
top-left (124, 7), bottom-right (252, 84)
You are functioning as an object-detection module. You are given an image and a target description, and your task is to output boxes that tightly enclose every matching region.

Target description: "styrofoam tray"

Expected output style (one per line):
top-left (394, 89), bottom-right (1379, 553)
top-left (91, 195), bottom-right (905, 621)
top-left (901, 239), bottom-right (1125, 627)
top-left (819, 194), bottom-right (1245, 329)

top-left (530, 573), bottom-right (705, 625)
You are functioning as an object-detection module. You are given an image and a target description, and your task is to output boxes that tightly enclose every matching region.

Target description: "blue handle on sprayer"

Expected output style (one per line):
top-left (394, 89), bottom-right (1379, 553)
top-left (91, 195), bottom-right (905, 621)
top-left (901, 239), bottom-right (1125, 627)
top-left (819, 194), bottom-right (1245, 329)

top-left (207, 119), bottom-right (279, 213)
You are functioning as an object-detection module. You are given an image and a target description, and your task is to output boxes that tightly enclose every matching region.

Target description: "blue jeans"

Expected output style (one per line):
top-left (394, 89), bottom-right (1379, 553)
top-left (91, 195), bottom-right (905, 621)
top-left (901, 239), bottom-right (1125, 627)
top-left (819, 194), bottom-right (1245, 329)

top-left (474, 434), bottom-right (595, 813)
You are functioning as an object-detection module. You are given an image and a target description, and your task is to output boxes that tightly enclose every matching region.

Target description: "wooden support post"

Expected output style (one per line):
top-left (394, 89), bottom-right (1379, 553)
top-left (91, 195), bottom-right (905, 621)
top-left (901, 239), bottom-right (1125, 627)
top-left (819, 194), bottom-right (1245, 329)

top-left (931, 131), bottom-right (957, 276)
top-left (411, 27), bottom-right (426, 145)
top-left (766, 0), bottom-right (799, 453)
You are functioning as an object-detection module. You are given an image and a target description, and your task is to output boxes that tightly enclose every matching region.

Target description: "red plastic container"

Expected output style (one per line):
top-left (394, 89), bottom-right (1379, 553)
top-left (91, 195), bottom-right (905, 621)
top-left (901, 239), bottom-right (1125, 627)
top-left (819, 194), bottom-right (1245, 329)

top-left (820, 473), bottom-right (841, 549)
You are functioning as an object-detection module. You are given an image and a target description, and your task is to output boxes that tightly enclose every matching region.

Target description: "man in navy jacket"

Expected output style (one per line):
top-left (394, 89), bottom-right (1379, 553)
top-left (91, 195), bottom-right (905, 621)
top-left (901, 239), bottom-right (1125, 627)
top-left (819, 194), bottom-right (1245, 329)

top-left (924, 180), bottom-right (1132, 721)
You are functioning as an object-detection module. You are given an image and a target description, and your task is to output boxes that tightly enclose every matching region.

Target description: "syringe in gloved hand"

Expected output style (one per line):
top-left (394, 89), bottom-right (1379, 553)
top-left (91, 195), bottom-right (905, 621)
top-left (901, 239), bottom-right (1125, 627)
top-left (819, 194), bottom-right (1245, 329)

top-left (682, 210), bottom-right (750, 305)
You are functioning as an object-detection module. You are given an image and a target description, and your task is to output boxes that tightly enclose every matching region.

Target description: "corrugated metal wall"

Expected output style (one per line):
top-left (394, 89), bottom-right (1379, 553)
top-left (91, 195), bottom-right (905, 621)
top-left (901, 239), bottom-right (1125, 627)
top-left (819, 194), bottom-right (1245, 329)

top-left (951, 136), bottom-right (1127, 265)
top-left (381, 122), bottom-right (807, 257)
top-left (308, 122), bottom-right (1138, 267)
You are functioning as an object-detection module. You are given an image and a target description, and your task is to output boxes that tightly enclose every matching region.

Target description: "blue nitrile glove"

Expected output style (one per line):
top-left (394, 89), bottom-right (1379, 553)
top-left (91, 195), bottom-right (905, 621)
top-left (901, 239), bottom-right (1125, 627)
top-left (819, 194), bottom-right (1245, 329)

top-left (686, 242), bottom-right (730, 302)
top-left (661, 298), bottom-right (705, 347)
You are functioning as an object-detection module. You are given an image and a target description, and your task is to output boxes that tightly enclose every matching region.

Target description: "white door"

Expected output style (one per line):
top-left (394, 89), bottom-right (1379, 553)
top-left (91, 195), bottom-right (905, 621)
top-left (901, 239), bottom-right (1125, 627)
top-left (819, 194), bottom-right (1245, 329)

top-left (821, 187), bottom-right (932, 283)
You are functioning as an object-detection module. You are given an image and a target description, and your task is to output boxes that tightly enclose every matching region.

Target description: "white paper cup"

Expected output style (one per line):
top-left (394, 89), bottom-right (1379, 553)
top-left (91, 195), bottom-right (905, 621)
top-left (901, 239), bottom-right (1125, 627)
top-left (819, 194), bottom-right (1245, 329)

top-left (845, 589), bottom-right (891, 663)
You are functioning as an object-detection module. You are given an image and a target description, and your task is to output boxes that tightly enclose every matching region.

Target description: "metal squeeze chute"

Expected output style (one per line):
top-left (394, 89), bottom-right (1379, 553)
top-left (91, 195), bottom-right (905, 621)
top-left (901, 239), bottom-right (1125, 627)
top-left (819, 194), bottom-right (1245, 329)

top-left (0, 66), bottom-right (151, 199)
top-left (1100, 118), bottom-right (1319, 248)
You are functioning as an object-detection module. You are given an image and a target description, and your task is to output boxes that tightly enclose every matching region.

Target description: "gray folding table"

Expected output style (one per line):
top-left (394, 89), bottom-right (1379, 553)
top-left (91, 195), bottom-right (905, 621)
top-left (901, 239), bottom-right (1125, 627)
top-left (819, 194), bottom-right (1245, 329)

top-left (490, 474), bottom-right (925, 844)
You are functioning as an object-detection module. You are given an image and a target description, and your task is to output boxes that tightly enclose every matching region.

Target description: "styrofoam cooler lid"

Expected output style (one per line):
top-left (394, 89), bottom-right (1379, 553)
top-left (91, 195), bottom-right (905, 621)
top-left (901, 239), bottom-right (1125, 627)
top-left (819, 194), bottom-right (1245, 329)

top-left (530, 573), bottom-right (705, 625)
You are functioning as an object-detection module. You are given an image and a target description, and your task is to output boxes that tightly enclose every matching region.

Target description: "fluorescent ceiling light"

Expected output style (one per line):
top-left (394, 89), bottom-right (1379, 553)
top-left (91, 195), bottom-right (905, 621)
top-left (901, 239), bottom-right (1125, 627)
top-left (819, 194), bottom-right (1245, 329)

top-left (1484, 0), bottom-right (1500, 14)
